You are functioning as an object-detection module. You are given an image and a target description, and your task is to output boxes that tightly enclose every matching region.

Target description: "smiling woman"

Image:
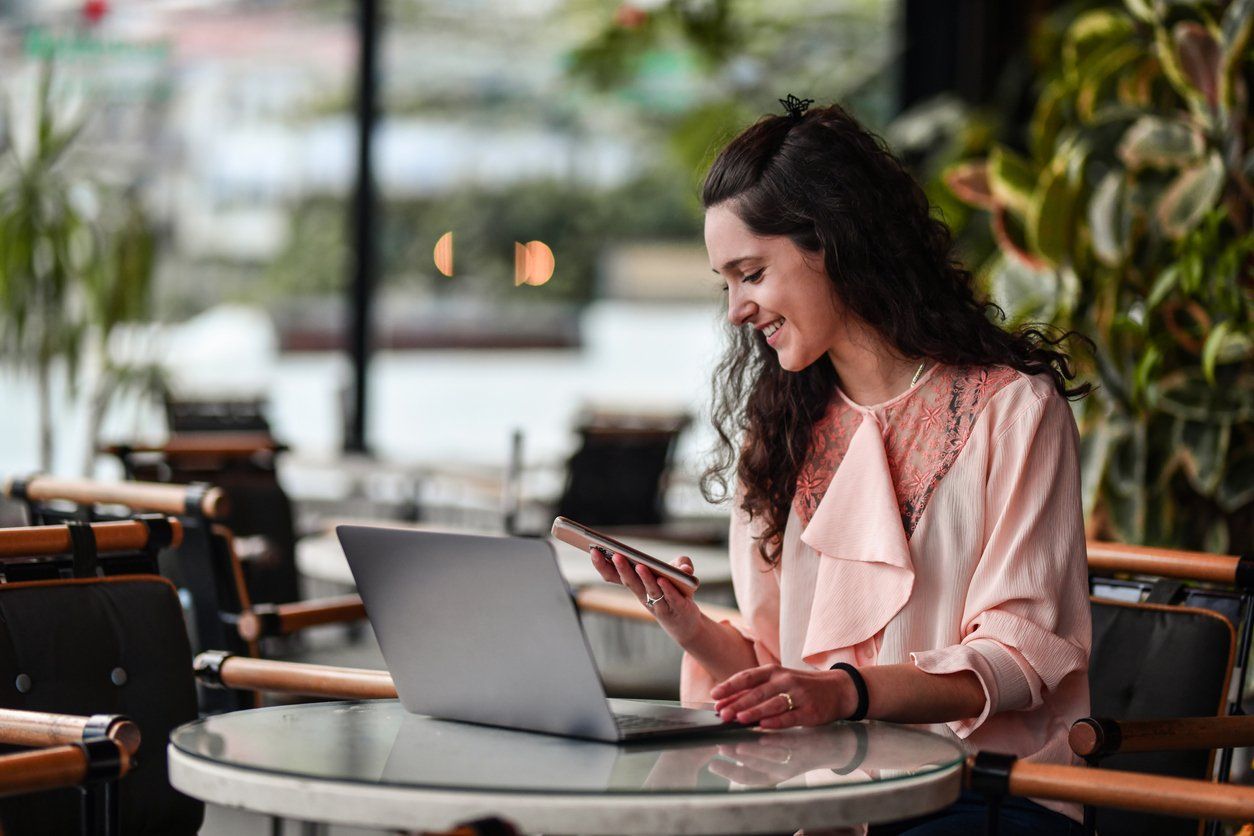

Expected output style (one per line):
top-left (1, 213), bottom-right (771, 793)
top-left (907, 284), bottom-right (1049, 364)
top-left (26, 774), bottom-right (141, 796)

top-left (591, 100), bottom-right (1094, 835)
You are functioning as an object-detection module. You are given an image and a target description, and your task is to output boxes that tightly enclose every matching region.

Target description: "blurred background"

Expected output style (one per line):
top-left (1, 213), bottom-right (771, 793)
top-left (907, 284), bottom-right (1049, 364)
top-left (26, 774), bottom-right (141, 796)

top-left (0, 0), bottom-right (1249, 551)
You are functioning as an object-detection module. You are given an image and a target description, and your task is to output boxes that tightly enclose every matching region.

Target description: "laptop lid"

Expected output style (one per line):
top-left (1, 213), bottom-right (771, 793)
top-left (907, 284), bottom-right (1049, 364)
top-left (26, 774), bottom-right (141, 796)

top-left (336, 525), bottom-right (622, 741)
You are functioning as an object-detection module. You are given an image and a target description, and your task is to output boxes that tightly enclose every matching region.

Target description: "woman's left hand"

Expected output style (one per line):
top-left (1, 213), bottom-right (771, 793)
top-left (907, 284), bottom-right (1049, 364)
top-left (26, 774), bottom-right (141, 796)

top-left (711, 664), bottom-right (858, 729)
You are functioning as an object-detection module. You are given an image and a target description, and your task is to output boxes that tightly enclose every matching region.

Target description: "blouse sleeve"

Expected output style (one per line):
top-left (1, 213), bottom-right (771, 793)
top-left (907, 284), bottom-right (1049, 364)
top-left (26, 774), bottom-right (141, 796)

top-left (910, 386), bottom-right (1091, 737)
top-left (679, 489), bottom-right (782, 702)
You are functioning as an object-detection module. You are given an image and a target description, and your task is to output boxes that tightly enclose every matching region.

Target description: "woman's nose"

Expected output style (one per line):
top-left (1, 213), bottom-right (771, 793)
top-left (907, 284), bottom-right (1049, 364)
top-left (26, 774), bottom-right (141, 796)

top-left (726, 287), bottom-right (756, 326)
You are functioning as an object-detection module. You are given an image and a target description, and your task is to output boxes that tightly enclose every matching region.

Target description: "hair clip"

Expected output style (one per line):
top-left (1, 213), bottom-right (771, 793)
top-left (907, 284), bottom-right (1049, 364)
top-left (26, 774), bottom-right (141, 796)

top-left (779, 94), bottom-right (814, 121)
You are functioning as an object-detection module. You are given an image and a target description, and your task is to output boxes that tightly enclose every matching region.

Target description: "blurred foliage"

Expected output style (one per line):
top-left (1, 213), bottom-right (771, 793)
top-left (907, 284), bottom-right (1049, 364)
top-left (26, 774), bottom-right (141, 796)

top-left (936, 0), bottom-right (1253, 552)
top-left (262, 1), bottom-right (894, 308)
top-left (0, 64), bottom-right (162, 471)
top-left (263, 168), bottom-right (705, 304)
top-left (567, 0), bottom-right (741, 91)
top-left (562, 0), bottom-right (897, 201)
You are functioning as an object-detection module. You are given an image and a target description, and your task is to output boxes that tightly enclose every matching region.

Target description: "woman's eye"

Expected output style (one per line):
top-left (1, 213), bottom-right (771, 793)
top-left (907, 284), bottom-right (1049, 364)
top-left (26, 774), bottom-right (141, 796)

top-left (742, 269), bottom-right (764, 283)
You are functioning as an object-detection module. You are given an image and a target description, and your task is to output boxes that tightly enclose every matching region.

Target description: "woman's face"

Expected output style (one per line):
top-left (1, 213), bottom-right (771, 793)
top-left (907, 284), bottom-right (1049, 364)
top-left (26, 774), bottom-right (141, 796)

top-left (705, 203), bottom-right (844, 372)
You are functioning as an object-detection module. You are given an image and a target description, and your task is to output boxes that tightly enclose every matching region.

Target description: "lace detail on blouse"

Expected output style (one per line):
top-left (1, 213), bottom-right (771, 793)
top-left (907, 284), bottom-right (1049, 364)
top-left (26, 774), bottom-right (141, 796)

top-left (794, 364), bottom-right (1021, 538)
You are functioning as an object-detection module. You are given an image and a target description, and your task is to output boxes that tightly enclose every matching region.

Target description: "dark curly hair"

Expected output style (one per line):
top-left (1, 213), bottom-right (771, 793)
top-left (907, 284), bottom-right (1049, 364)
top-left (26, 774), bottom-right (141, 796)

top-left (700, 102), bottom-right (1092, 566)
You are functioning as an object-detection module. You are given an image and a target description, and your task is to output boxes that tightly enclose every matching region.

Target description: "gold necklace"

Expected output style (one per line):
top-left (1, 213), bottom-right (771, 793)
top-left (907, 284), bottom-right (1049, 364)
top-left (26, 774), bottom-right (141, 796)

top-left (910, 361), bottom-right (926, 388)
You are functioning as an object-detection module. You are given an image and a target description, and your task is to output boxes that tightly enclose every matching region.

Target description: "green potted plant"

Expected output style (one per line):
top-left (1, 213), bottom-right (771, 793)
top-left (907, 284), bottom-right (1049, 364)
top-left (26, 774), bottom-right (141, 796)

top-left (0, 65), bottom-right (161, 473)
top-left (944, 0), bottom-right (1252, 551)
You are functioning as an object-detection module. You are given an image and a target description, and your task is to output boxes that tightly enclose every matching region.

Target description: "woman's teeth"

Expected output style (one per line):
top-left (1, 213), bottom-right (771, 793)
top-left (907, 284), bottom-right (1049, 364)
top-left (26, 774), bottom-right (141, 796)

top-left (764, 319), bottom-right (784, 338)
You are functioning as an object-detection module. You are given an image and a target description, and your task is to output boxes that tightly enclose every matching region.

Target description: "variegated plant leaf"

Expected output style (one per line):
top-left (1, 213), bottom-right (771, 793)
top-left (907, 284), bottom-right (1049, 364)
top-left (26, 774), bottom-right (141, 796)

top-left (1155, 152), bottom-right (1226, 239)
top-left (1173, 417), bottom-right (1230, 495)
top-left (1116, 115), bottom-right (1205, 169)
top-left (992, 207), bottom-right (1050, 271)
top-left (1221, 0), bottom-right (1253, 108)
top-left (1154, 22), bottom-right (1208, 108)
top-left (1029, 79), bottom-right (1069, 162)
top-left (1216, 447), bottom-right (1254, 513)
top-left (1077, 44), bottom-right (1144, 121)
top-left (1123, 0), bottom-right (1158, 23)
top-left (1104, 422), bottom-right (1147, 541)
top-left (987, 145), bottom-right (1037, 218)
top-left (942, 160), bottom-right (996, 210)
top-left (1077, 402), bottom-right (1114, 520)
top-left (1146, 264), bottom-right (1179, 311)
top-left (1065, 10), bottom-right (1137, 81)
top-left (1202, 320), bottom-right (1253, 383)
top-left (1088, 171), bottom-right (1128, 266)
top-left (1028, 156), bottom-right (1078, 266)
top-left (984, 249), bottom-right (1059, 322)
top-left (1173, 21), bottom-right (1222, 108)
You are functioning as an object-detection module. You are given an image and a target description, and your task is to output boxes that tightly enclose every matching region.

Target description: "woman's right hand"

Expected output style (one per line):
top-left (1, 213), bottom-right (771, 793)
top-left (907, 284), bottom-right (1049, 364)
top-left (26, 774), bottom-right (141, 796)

top-left (589, 548), bottom-right (705, 645)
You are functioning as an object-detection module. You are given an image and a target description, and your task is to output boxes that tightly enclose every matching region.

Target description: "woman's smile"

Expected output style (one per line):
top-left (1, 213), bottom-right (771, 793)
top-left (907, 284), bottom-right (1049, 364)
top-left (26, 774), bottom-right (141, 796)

top-left (706, 203), bottom-right (842, 373)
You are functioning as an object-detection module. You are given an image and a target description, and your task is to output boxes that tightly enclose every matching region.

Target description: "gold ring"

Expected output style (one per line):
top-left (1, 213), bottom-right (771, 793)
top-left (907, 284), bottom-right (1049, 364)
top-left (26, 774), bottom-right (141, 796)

top-left (781, 691), bottom-right (795, 712)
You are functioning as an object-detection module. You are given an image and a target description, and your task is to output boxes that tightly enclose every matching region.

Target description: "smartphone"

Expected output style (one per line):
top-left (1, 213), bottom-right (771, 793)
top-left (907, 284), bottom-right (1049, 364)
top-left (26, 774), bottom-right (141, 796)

top-left (550, 516), bottom-right (700, 594)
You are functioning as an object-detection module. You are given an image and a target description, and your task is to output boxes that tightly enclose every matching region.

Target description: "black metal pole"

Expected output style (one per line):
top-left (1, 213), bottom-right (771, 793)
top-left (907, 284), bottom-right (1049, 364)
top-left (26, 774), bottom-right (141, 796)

top-left (346, 0), bottom-right (379, 454)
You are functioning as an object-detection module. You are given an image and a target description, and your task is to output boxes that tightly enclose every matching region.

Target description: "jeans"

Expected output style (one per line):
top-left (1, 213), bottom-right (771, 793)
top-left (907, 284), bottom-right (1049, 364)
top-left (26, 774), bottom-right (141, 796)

top-left (867, 791), bottom-right (1085, 835)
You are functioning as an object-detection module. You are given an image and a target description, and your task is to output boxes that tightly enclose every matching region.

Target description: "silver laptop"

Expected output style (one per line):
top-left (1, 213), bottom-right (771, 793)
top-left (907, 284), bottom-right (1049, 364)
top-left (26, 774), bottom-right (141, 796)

top-left (337, 525), bottom-right (740, 742)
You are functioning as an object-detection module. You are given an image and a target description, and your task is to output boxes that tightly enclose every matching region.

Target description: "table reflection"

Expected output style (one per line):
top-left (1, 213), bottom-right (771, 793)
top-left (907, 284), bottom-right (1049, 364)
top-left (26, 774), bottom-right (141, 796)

top-left (173, 701), bottom-right (964, 796)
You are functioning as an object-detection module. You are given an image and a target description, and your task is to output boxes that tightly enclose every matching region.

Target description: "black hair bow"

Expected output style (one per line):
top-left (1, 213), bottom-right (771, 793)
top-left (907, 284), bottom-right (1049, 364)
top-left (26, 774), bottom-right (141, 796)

top-left (779, 94), bottom-right (814, 120)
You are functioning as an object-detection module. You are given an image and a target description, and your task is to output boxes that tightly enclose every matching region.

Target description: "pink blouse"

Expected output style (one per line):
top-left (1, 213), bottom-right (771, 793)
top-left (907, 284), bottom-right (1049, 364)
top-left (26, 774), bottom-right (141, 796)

top-left (681, 364), bottom-right (1091, 821)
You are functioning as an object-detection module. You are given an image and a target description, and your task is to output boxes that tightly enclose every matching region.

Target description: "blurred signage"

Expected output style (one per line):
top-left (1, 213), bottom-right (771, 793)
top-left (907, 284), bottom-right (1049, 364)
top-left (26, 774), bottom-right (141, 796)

top-left (24, 28), bottom-right (167, 60)
top-left (23, 27), bottom-right (169, 100)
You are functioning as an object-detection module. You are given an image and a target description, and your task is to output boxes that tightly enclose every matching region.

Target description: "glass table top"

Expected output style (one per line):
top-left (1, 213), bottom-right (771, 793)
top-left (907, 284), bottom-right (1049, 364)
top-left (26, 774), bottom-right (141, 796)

top-left (172, 700), bottom-right (965, 796)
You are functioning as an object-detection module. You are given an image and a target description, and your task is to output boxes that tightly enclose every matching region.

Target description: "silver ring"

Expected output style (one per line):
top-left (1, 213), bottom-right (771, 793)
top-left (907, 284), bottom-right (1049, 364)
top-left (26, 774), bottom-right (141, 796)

top-left (781, 692), bottom-right (795, 712)
top-left (644, 592), bottom-right (664, 608)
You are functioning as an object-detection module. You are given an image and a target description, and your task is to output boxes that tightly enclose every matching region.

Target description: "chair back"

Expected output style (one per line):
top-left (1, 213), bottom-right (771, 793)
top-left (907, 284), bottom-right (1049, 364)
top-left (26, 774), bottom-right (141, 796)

top-left (106, 430), bottom-right (300, 607)
top-left (556, 411), bottom-right (689, 526)
top-left (1087, 549), bottom-right (1241, 836)
top-left (5, 477), bottom-right (257, 666)
top-left (0, 521), bottom-right (203, 835)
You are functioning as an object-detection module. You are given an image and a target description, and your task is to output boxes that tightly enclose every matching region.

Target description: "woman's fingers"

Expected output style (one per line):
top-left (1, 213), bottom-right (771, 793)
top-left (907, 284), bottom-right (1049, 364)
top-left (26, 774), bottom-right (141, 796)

top-left (612, 553), bottom-right (648, 599)
top-left (729, 693), bottom-right (795, 725)
top-left (655, 576), bottom-right (687, 605)
top-left (710, 665), bottom-right (776, 700)
top-left (636, 563), bottom-right (665, 602)
top-left (715, 682), bottom-right (784, 720)
top-left (676, 555), bottom-right (695, 574)
top-left (589, 548), bottom-right (620, 583)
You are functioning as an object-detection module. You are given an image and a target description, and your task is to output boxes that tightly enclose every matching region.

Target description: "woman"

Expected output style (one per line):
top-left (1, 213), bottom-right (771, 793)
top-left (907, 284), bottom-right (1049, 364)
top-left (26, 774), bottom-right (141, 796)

top-left (591, 98), bottom-right (1092, 834)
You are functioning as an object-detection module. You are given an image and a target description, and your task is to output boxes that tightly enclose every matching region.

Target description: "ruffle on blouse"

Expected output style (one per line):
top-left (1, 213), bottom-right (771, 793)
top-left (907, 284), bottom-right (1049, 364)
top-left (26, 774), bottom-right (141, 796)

top-left (799, 410), bottom-right (914, 667)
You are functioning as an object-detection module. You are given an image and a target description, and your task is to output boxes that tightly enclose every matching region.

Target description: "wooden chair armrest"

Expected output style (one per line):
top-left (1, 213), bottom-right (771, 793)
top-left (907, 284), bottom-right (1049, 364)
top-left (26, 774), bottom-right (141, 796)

top-left (1086, 540), bottom-right (1248, 587)
top-left (195, 652), bottom-right (396, 700)
top-left (0, 709), bottom-right (140, 756)
top-left (0, 518), bottom-right (183, 558)
top-left (1069, 715), bottom-right (1254, 758)
top-left (574, 585), bottom-right (741, 624)
top-left (969, 754), bottom-right (1254, 822)
top-left (0, 740), bottom-right (133, 799)
top-left (5, 475), bottom-right (228, 520)
top-left (235, 595), bottom-right (368, 642)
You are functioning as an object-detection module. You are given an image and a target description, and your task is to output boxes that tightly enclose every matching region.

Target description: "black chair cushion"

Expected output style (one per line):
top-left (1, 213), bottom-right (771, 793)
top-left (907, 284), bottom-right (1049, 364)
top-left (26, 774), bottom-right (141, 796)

top-left (558, 430), bottom-right (679, 526)
top-left (0, 576), bottom-right (203, 835)
top-left (1088, 597), bottom-right (1235, 836)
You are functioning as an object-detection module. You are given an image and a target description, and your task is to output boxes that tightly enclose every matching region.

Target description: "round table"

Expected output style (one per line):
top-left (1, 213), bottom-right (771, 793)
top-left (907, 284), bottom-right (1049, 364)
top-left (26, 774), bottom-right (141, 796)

top-left (169, 701), bottom-right (965, 834)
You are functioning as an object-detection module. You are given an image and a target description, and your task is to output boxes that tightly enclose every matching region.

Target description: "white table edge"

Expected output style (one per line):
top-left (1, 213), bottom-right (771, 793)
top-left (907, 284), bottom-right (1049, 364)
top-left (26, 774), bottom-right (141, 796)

top-left (169, 743), bottom-right (962, 834)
